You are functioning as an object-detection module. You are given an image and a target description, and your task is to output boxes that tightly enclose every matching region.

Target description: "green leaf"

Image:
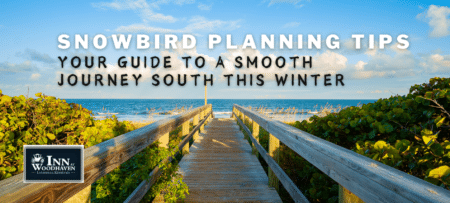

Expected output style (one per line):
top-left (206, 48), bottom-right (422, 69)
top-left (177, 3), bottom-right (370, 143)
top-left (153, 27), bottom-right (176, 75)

top-left (394, 140), bottom-right (410, 152)
top-left (436, 117), bottom-right (445, 128)
top-left (421, 128), bottom-right (433, 136)
top-left (1, 95), bottom-right (12, 104)
top-left (374, 141), bottom-right (387, 150)
top-left (47, 133), bottom-right (56, 140)
top-left (429, 143), bottom-right (444, 157)
top-left (327, 121), bottom-right (333, 127)
top-left (421, 129), bottom-right (437, 146)
top-left (428, 166), bottom-right (450, 180)
top-left (356, 141), bottom-right (363, 150)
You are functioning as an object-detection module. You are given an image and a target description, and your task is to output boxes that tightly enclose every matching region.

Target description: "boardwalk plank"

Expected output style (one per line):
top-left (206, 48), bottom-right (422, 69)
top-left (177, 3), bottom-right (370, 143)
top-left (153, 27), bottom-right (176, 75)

top-left (178, 118), bottom-right (282, 203)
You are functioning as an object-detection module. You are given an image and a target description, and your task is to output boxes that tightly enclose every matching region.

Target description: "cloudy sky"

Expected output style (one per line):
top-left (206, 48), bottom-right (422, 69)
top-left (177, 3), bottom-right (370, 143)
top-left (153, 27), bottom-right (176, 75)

top-left (0, 0), bottom-right (449, 99)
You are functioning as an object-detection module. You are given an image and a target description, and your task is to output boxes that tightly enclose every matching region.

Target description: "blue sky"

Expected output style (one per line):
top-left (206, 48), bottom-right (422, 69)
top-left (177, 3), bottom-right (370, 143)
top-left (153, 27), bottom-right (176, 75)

top-left (0, 0), bottom-right (449, 99)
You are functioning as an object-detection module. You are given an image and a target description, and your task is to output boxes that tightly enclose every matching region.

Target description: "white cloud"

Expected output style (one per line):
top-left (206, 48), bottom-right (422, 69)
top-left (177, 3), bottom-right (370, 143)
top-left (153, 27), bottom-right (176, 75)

top-left (354, 61), bottom-right (366, 71)
top-left (198, 3), bottom-right (212, 10)
top-left (340, 38), bottom-right (367, 55)
top-left (216, 47), bottom-right (347, 81)
top-left (0, 61), bottom-right (35, 72)
top-left (371, 90), bottom-right (383, 93)
top-left (30, 73), bottom-right (41, 81)
top-left (92, 0), bottom-right (195, 23)
top-left (116, 16), bottom-right (241, 33)
top-left (419, 53), bottom-right (450, 73)
top-left (96, 1), bottom-right (240, 34)
top-left (364, 42), bottom-right (379, 56)
top-left (417, 5), bottom-right (450, 38)
top-left (263, 0), bottom-right (307, 8)
top-left (313, 50), bottom-right (347, 72)
top-left (389, 43), bottom-right (408, 54)
top-left (349, 44), bottom-right (450, 79)
top-left (351, 46), bottom-right (417, 79)
top-left (282, 22), bottom-right (300, 28)
top-left (342, 38), bottom-right (357, 50)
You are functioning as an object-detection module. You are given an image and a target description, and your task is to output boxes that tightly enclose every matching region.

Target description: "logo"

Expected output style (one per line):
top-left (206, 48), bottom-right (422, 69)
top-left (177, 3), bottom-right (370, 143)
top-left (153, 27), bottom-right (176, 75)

top-left (31, 153), bottom-right (44, 168)
top-left (23, 145), bottom-right (84, 183)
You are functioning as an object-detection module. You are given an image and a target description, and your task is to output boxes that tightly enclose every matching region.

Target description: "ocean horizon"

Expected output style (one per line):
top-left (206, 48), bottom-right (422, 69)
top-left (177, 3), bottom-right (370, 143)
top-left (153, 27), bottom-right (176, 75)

top-left (65, 99), bottom-right (377, 122)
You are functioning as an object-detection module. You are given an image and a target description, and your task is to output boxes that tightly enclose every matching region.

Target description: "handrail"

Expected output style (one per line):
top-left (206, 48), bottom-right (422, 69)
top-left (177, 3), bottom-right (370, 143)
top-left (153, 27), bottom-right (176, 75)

top-left (233, 104), bottom-right (450, 203)
top-left (124, 110), bottom-right (213, 203)
top-left (0, 104), bottom-right (212, 203)
top-left (234, 111), bottom-right (309, 203)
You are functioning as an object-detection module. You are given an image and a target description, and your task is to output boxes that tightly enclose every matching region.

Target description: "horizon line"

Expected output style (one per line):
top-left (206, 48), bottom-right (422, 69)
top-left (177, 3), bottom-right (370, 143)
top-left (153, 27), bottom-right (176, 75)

top-left (61, 98), bottom-right (380, 100)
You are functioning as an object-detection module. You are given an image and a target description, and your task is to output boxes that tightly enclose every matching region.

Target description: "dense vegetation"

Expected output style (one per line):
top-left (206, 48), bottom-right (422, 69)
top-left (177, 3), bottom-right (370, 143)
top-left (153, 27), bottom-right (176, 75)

top-left (0, 90), bottom-right (188, 202)
top-left (92, 127), bottom-right (189, 203)
top-left (239, 77), bottom-right (450, 202)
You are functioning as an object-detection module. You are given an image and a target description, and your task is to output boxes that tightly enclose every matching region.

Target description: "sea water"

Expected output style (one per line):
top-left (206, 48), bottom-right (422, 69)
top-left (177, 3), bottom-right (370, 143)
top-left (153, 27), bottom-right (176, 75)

top-left (64, 99), bottom-right (376, 122)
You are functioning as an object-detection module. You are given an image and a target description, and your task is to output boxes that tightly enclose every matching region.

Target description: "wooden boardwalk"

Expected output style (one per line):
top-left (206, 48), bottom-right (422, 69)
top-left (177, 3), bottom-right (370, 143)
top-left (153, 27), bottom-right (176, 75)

top-left (178, 118), bottom-right (282, 203)
top-left (2, 104), bottom-right (450, 203)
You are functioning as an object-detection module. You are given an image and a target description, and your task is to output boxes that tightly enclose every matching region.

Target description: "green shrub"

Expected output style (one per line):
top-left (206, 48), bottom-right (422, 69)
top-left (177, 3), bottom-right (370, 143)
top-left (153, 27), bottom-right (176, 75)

top-left (288, 77), bottom-right (450, 202)
top-left (241, 77), bottom-right (450, 202)
top-left (92, 141), bottom-right (188, 203)
top-left (0, 90), bottom-right (188, 202)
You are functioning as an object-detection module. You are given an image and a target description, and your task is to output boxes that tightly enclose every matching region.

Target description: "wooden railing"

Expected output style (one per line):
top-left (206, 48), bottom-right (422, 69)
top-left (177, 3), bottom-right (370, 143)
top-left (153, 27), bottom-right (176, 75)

top-left (233, 104), bottom-right (450, 203)
top-left (0, 104), bottom-right (213, 203)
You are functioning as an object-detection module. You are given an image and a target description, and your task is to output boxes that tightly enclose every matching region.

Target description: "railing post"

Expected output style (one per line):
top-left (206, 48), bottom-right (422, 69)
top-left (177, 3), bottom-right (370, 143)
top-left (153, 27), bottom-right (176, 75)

top-left (252, 121), bottom-right (259, 157)
top-left (232, 107), bottom-right (235, 119)
top-left (208, 106), bottom-right (213, 122)
top-left (193, 114), bottom-right (199, 140)
top-left (159, 132), bottom-right (169, 148)
top-left (181, 121), bottom-right (190, 154)
top-left (243, 115), bottom-right (249, 139)
top-left (200, 109), bottom-right (205, 132)
top-left (268, 133), bottom-right (280, 191)
top-left (153, 132), bottom-right (170, 202)
top-left (209, 106), bottom-right (214, 120)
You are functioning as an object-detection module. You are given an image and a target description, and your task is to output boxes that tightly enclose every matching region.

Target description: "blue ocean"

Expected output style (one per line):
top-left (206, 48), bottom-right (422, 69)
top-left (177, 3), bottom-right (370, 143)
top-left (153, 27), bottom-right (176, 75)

top-left (64, 99), bottom-right (376, 122)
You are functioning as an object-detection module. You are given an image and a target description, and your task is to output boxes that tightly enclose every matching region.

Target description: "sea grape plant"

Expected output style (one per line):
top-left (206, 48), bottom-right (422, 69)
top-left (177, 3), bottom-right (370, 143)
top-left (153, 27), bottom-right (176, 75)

top-left (0, 90), bottom-right (188, 202)
top-left (237, 77), bottom-right (450, 202)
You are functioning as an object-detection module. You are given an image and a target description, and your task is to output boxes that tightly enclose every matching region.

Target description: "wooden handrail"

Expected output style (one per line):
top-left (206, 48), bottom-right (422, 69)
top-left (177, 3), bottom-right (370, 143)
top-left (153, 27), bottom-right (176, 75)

top-left (0, 104), bottom-right (212, 203)
top-left (233, 104), bottom-right (450, 203)
top-left (124, 110), bottom-right (213, 203)
top-left (234, 111), bottom-right (309, 203)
